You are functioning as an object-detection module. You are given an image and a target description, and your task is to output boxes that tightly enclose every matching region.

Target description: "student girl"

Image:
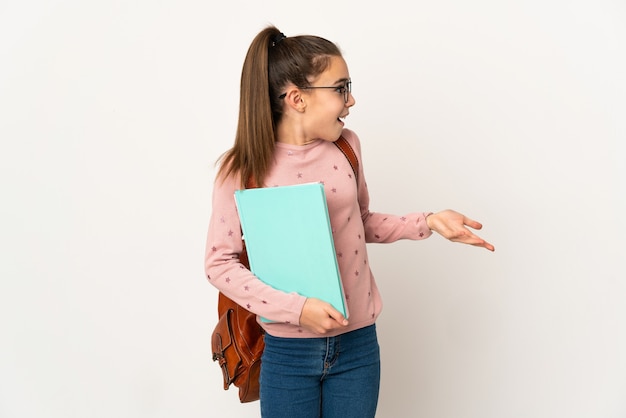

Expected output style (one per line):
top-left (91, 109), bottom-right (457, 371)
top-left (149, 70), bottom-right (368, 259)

top-left (205, 25), bottom-right (494, 418)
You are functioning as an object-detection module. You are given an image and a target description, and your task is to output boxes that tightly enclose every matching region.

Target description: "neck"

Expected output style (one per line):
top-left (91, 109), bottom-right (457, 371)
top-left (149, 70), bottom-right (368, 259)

top-left (275, 124), bottom-right (313, 146)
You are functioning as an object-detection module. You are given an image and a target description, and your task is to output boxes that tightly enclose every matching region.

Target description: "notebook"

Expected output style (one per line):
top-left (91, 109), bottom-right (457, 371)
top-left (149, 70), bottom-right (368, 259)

top-left (234, 182), bottom-right (347, 322)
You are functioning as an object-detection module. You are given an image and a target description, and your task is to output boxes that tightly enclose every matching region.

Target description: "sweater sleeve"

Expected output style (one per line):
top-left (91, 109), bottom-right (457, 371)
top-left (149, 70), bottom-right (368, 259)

top-left (342, 129), bottom-right (434, 243)
top-left (204, 173), bottom-right (307, 324)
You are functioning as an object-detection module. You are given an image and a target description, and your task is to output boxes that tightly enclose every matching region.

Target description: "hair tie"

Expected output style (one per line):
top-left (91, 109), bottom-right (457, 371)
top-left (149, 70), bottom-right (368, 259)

top-left (272, 32), bottom-right (286, 47)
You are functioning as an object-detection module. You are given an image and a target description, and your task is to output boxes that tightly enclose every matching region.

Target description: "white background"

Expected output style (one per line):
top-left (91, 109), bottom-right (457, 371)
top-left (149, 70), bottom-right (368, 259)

top-left (1, 1), bottom-right (625, 417)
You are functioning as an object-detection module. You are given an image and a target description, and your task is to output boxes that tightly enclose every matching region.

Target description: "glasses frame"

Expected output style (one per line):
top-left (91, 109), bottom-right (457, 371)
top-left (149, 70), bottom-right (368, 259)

top-left (279, 80), bottom-right (352, 103)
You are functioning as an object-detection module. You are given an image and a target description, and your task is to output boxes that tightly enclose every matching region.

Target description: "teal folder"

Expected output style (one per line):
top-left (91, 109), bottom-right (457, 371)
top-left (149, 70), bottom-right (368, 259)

top-left (234, 182), bottom-right (347, 322)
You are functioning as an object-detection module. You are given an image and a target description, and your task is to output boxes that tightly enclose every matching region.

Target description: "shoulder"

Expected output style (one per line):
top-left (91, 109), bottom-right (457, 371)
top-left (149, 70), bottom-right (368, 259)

top-left (340, 128), bottom-right (363, 156)
top-left (212, 168), bottom-right (243, 203)
top-left (340, 127), bottom-right (360, 145)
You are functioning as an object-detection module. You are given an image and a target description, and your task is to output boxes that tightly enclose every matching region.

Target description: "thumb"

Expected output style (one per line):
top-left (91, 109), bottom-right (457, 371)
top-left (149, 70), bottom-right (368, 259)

top-left (325, 306), bottom-right (349, 326)
top-left (463, 216), bottom-right (483, 230)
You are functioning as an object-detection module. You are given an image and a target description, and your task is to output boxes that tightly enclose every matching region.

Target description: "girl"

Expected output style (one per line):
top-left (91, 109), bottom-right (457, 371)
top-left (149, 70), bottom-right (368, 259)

top-left (205, 25), bottom-right (494, 418)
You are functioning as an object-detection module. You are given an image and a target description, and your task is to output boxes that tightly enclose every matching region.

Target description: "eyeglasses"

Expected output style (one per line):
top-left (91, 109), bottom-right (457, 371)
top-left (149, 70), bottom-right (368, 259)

top-left (279, 80), bottom-right (352, 103)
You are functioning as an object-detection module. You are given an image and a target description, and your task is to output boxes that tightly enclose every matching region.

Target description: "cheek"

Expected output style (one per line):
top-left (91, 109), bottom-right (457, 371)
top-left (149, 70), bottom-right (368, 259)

top-left (310, 99), bottom-right (344, 124)
top-left (328, 101), bottom-right (344, 117)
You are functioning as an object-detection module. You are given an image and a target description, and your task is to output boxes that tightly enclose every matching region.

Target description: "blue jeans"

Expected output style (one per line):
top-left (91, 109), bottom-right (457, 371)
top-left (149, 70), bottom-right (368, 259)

top-left (260, 324), bottom-right (380, 418)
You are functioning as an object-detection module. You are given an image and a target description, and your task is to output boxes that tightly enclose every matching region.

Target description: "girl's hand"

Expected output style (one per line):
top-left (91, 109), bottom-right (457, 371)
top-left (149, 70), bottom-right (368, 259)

top-left (299, 298), bottom-right (349, 334)
top-left (426, 209), bottom-right (495, 252)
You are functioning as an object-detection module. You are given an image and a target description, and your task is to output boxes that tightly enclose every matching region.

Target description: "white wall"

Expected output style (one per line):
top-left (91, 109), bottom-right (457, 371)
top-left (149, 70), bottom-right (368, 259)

top-left (1, 1), bottom-right (624, 417)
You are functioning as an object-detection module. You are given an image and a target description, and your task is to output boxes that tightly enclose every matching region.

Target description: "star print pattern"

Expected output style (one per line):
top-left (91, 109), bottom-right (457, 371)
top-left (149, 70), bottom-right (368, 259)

top-left (204, 128), bottom-right (433, 339)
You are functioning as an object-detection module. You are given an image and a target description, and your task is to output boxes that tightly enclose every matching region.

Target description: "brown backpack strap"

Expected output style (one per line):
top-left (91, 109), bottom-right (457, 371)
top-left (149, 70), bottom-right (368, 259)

top-left (333, 135), bottom-right (359, 182)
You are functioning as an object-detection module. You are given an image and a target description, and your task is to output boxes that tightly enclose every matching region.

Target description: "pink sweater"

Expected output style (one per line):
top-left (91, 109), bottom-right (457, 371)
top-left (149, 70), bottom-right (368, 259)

top-left (204, 129), bottom-right (432, 338)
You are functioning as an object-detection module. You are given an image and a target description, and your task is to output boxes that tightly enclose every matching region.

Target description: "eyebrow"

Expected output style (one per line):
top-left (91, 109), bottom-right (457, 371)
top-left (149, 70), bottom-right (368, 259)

top-left (332, 77), bottom-right (350, 85)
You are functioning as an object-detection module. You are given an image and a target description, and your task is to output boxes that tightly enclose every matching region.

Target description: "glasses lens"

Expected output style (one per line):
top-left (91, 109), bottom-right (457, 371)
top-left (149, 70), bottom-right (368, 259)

top-left (345, 81), bottom-right (352, 102)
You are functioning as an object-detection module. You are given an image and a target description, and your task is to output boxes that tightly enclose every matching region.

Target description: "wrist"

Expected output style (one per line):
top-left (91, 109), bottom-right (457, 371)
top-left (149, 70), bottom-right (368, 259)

top-left (425, 212), bottom-right (434, 230)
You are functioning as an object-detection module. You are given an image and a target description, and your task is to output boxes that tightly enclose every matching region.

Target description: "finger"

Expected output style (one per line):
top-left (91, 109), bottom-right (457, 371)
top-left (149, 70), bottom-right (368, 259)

top-left (451, 232), bottom-right (487, 246)
top-left (463, 216), bottom-right (483, 230)
top-left (325, 306), bottom-right (349, 326)
top-left (460, 236), bottom-right (495, 252)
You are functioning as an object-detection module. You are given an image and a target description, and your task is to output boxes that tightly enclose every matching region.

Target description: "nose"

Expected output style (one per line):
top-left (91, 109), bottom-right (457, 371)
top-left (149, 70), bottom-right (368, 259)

top-left (346, 91), bottom-right (356, 107)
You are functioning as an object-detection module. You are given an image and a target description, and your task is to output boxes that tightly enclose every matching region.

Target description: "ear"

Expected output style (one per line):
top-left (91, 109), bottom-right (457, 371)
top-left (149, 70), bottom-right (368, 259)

top-left (282, 87), bottom-right (306, 112)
